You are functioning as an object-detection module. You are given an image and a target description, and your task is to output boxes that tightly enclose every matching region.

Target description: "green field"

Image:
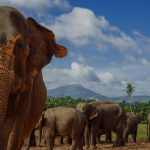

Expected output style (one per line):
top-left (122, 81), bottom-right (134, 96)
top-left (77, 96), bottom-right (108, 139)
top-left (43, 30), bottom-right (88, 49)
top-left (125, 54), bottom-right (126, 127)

top-left (137, 124), bottom-right (147, 140)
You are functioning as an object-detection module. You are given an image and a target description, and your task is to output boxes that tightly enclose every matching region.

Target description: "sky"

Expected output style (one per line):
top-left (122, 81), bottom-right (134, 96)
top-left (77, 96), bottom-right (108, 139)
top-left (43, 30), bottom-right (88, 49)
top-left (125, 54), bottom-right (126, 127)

top-left (1, 0), bottom-right (150, 97)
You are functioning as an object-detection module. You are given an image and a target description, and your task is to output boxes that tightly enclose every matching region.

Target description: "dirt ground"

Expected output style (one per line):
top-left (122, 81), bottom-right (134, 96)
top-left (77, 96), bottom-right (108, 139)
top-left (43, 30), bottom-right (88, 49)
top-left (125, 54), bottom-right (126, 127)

top-left (22, 140), bottom-right (150, 150)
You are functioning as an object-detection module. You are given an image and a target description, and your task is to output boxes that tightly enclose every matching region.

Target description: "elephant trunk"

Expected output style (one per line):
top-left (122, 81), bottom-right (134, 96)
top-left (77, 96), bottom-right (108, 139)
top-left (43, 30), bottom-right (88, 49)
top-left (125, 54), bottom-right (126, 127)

top-left (0, 34), bottom-right (21, 128)
top-left (0, 69), bottom-right (14, 128)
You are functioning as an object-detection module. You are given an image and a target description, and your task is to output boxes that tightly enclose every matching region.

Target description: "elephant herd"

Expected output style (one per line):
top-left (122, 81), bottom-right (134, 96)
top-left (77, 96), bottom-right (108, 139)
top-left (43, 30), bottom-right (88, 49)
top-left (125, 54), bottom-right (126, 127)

top-left (26, 101), bottom-right (144, 150)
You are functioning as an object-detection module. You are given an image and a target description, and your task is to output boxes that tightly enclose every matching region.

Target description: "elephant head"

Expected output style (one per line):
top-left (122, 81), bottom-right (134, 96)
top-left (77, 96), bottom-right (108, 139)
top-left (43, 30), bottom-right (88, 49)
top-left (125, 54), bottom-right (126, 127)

top-left (0, 13), bottom-right (67, 128)
top-left (26, 17), bottom-right (67, 77)
top-left (82, 104), bottom-right (99, 120)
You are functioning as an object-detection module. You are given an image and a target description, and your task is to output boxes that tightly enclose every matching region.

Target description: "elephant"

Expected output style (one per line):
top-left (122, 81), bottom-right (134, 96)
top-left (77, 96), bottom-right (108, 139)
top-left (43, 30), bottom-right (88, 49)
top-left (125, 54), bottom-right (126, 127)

top-left (77, 101), bottom-right (126, 149)
top-left (0, 6), bottom-right (67, 150)
top-left (41, 107), bottom-right (87, 150)
top-left (147, 113), bottom-right (150, 142)
top-left (123, 112), bottom-right (141, 143)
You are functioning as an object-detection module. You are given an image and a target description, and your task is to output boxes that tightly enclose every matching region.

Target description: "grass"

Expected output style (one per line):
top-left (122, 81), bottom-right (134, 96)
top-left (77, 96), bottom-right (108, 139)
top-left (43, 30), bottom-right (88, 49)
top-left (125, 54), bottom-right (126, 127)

top-left (137, 124), bottom-right (147, 141)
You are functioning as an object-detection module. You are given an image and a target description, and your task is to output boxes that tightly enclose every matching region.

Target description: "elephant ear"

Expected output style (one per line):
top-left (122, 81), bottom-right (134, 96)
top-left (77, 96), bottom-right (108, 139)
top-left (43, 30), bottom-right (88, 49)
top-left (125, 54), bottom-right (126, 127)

top-left (55, 44), bottom-right (67, 58)
top-left (26, 17), bottom-right (67, 78)
top-left (89, 110), bottom-right (99, 120)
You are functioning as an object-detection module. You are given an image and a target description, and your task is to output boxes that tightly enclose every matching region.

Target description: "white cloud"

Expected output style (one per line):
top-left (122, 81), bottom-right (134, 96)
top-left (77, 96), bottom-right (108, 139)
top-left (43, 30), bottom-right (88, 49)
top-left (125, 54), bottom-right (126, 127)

top-left (69, 53), bottom-right (86, 64)
top-left (42, 58), bottom-right (150, 97)
top-left (70, 62), bottom-right (99, 82)
top-left (49, 7), bottom-right (137, 51)
top-left (97, 72), bottom-right (115, 84)
top-left (43, 62), bottom-right (100, 85)
top-left (43, 62), bottom-right (100, 91)
top-left (141, 58), bottom-right (150, 66)
top-left (0, 0), bottom-right (70, 10)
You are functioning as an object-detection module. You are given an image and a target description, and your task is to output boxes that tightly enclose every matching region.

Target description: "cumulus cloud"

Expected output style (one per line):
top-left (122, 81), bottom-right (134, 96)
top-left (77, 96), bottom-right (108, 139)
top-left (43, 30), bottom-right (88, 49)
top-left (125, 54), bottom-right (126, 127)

top-left (70, 62), bottom-right (99, 82)
top-left (43, 62), bottom-right (100, 90)
top-left (0, 0), bottom-right (70, 10)
top-left (49, 7), bottom-right (137, 51)
top-left (42, 62), bottom-right (128, 97)
top-left (97, 72), bottom-right (115, 84)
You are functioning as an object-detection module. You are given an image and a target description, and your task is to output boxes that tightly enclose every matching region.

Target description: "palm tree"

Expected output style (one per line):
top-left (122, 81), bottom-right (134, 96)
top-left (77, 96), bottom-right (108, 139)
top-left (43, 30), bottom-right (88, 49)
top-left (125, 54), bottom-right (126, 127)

top-left (126, 82), bottom-right (135, 112)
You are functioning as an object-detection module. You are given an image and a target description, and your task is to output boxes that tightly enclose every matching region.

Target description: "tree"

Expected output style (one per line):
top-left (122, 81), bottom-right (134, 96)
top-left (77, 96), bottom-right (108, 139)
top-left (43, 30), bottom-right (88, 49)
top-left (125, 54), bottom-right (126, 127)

top-left (126, 82), bottom-right (135, 112)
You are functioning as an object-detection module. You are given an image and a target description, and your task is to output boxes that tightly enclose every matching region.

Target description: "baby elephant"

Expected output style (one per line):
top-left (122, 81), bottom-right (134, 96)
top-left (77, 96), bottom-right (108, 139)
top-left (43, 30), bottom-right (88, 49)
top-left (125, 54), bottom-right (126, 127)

top-left (123, 112), bottom-right (141, 143)
top-left (41, 107), bottom-right (86, 150)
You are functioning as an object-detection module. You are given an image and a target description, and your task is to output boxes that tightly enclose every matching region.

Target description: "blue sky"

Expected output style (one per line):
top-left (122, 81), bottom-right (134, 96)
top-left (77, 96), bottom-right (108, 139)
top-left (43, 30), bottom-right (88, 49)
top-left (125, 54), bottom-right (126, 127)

top-left (1, 0), bottom-right (150, 97)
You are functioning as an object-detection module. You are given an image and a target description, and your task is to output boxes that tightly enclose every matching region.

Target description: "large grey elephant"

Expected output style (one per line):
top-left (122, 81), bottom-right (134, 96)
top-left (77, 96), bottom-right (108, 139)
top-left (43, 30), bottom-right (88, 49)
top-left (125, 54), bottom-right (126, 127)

top-left (77, 101), bottom-right (126, 149)
top-left (123, 112), bottom-right (141, 143)
top-left (41, 107), bottom-right (86, 150)
top-left (0, 6), bottom-right (67, 150)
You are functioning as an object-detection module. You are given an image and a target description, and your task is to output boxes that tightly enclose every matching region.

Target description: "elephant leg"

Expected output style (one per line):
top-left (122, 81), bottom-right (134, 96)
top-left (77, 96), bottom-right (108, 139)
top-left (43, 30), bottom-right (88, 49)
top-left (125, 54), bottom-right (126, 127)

top-left (114, 126), bottom-right (124, 147)
top-left (67, 136), bottom-right (72, 145)
top-left (109, 132), bottom-right (112, 143)
top-left (77, 128), bottom-right (85, 150)
top-left (105, 133), bottom-right (108, 143)
top-left (123, 129), bottom-right (128, 143)
top-left (90, 124), bottom-right (97, 149)
top-left (85, 126), bottom-right (90, 149)
top-left (71, 140), bottom-right (77, 150)
top-left (77, 139), bottom-right (83, 150)
top-left (132, 132), bottom-right (137, 142)
top-left (46, 128), bottom-right (55, 150)
top-left (97, 134), bottom-right (101, 143)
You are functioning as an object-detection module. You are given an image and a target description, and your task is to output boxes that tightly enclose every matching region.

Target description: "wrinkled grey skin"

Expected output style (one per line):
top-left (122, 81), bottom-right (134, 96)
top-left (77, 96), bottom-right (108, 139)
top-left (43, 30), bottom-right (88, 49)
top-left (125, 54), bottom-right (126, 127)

top-left (77, 102), bottom-right (126, 149)
top-left (41, 107), bottom-right (86, 150)
top-left (147, 113), bottom-right (150, 142)
top-left (123, 112), bottom-right (141, 143)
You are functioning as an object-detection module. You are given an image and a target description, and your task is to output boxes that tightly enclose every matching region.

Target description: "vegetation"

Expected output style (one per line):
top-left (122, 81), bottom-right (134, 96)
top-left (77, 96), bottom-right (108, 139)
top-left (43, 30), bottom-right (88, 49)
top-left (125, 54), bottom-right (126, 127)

top-left (126, 82), bottom-right (135, 112)
top-left (46, 96), bottom-right (94, 108)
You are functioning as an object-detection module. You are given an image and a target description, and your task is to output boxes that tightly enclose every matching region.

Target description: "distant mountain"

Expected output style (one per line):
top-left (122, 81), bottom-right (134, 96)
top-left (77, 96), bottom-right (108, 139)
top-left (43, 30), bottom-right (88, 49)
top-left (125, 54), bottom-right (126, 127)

top-left (47, 84), bottom-right (109, 100)
top-left (47, 84), bottom-right (150, 103)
